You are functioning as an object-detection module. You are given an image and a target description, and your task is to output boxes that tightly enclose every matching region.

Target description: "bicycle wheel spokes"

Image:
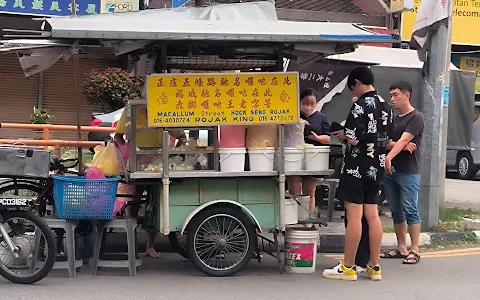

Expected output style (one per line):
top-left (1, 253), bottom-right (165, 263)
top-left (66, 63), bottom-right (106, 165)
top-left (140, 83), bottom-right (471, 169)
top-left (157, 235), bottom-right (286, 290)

top-left (193, 214), bottom-right (249, 272)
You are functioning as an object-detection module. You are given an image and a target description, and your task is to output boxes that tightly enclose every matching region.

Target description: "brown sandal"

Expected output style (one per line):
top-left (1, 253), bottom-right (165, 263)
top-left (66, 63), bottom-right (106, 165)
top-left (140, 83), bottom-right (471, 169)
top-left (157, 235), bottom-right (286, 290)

top-left (403, 251), bottom-right (420, 264)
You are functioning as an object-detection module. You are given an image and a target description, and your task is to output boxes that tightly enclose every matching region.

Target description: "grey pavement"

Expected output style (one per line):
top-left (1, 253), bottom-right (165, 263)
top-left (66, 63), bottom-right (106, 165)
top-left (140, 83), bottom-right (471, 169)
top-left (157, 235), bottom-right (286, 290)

top-left (444, 178), bottom-right (480, 210)
top-left (1, 252), bottom-right (478, 300)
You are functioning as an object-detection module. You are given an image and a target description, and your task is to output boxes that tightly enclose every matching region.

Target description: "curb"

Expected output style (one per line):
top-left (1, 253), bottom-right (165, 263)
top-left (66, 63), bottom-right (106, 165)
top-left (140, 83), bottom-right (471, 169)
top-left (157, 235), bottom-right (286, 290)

top-left (318, 230), bottom-right (480, 253)
top-left (83, 231), bottom-right (480, 255)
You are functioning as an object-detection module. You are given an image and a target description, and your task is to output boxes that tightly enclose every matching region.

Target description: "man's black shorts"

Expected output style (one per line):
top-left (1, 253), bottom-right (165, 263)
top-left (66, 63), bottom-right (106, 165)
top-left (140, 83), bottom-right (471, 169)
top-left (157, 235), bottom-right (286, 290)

top-left (337, 175), bottom-right (381, 205)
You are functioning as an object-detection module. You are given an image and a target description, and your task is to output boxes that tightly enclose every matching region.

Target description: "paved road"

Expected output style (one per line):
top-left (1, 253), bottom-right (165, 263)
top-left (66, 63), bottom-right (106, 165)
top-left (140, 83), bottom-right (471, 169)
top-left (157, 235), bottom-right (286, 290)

top-left (1, 251), bottom-right (478, 300)
top-left (445, 178), bottom-right (480, 210)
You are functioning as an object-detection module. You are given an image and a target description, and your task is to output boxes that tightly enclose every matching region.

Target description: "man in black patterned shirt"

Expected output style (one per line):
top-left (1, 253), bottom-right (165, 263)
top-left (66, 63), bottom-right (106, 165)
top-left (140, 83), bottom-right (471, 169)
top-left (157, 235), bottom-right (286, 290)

top-left (323, 67), bottom-right (393, 281)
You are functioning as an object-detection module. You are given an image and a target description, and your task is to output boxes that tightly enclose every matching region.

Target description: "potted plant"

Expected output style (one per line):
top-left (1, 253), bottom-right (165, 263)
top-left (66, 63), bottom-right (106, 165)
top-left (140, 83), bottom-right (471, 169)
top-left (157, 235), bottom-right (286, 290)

top-left (83, 67), bottom-right (144, 111)
top-left (29, 106), bottom-right (54, 139)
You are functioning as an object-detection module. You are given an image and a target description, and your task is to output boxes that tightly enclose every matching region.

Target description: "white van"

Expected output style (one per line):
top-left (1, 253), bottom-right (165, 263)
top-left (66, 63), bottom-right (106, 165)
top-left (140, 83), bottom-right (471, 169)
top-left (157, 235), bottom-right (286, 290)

top-left (446, 101), bottom-right (480, 179)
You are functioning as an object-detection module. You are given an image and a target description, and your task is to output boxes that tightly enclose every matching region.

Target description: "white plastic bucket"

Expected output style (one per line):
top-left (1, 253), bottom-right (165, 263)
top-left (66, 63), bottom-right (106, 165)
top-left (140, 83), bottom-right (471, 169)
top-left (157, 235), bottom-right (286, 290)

top-left (248, 147), bottom-right (275, 172)
top-left (285, 198), bottom-right (299, 225)
top-left (219, 148), bottom-right (246, 172)
top-left (305, 146), bottom-right (330, 171)
top-left (284, 147), bottom-right (304, 172)
top-left (290, 195), bottom-right (311, 222)
top-left (284, 228), bottom-right (319, 274)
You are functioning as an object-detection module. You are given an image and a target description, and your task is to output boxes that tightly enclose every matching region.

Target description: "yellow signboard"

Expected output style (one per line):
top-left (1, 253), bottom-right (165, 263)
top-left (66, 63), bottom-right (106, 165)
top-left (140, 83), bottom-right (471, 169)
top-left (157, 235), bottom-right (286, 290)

top-left (147, 72), bottom-right (299, 127)
top-left (459, 57), bottom-right (480, 94)
top-left (401, 0), bottom-right (480, 45)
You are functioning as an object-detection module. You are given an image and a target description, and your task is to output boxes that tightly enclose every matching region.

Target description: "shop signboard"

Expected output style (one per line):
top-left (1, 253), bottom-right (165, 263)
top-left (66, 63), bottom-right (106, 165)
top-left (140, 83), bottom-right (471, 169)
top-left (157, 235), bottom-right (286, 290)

top-left (0, 0), bottom-right (100, 16)
top-left (147, 72), bottom-right (299, 127)
top-left (390, 0), bottom-right (413, 13)
top-left (459, 56), bottom-right (480, 94)
top-left (172, 0), bottom-right (189, 8)
top-left (401, 0), bottom-right (480, 45)
top-left (100, 0), bottom-right (138, 13)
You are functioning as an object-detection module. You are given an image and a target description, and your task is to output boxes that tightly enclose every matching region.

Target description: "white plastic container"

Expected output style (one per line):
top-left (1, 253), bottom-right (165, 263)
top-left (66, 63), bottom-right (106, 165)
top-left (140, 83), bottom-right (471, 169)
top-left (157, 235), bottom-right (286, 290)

top-left (284, 147), bottom-right (304, 172)
top-left (285, 198), bottom-right (299, 225)
top-left (247, 147), bottom-right (275, 172)
top-left (219, 148), bottom-right (246, 172)
top-left (305, 146), bottom-right (330, 171)
top-left (284, 228), bottom-right (319, 274)
top-left (291, 195), bottom-right (311, 222)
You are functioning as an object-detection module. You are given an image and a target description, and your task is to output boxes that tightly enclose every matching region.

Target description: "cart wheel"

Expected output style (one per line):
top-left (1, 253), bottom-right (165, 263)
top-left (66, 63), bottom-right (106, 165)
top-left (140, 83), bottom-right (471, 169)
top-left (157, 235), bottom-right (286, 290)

top-left (168, 232), bottom-right (189, 259)
top-left (187, 207), bottom-right (255, 277)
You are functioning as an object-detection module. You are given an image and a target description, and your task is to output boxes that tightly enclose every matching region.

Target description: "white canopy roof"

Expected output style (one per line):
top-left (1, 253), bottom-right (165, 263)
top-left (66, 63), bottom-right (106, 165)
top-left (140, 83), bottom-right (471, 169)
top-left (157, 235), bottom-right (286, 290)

top-left (43, 17), bottom-right (395, 43)
top-left (327, 45), bottom-right (459, 70)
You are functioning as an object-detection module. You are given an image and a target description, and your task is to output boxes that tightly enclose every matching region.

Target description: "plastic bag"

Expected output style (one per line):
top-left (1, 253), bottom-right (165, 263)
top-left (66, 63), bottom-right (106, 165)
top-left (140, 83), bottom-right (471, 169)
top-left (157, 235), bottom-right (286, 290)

top-left (220, 125), bottom-right (246, 148)
top-left (85, 166), bottom-right (105, 179)
top-left (246, 125), bottom-right (278, 148)
top-left (284, 122), bottom-right (306, 148)
top-left (91, 143), bottom-right (121, 176)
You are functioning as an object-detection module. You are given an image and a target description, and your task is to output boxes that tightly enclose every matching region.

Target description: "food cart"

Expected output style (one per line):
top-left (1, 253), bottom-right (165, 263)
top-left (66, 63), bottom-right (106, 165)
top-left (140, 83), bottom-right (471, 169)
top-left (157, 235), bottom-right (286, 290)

top-left (125, 71), bottom-right (335, 276)
top-left (0, 2), bottom-right (398, 277)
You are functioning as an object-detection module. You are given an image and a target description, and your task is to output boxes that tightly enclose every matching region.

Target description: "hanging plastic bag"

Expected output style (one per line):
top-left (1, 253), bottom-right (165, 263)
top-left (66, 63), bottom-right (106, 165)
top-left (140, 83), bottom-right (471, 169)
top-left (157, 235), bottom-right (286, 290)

top-left (284, 121), bottom-right (306, 148)
top-left (246, 125), bottom-right (278, 148)
top-left (91, 143), bottom-right (121, 176)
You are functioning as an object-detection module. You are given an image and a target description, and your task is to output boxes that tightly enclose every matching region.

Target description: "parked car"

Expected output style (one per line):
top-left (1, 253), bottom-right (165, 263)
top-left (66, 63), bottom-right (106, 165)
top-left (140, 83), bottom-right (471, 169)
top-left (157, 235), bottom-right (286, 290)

top-left (88, 108), bottom-right (124, 152)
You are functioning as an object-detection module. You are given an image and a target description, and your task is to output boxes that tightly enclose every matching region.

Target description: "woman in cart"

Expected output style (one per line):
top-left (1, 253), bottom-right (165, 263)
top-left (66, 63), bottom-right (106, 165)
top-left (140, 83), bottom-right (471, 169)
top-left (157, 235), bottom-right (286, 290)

top-left (288, 88), bottom-right (331, 219)
top-left (114, 106), bottom-right (186, 258)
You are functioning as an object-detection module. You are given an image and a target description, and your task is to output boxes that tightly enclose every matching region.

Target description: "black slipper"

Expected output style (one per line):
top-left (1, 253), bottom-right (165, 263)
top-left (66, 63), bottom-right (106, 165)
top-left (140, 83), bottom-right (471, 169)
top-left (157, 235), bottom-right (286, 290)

top-left (380, 249), bottom-right (408, 259)
top-left (403, 251), bottom-right (421, 264)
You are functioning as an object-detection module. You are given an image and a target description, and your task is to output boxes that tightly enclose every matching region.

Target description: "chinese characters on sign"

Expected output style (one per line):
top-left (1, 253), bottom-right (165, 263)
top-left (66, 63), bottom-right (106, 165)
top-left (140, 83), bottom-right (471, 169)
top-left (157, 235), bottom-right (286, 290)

top-left (460, 56), bottom-right (480, 94)
top-left (147, 73), bottom-right (299, 127)
top-left (0, 0), bottom-right (100, 16)
top-left (299, 71), bottom-right (335, 90)
top-left (288, 59), bottom-right (365, 103)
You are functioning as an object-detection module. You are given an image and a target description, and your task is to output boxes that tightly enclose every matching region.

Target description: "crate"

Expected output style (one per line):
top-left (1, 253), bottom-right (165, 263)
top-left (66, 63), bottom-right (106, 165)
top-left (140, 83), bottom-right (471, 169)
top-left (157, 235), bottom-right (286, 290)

top-left (53, 176), bottom-right (119, 220)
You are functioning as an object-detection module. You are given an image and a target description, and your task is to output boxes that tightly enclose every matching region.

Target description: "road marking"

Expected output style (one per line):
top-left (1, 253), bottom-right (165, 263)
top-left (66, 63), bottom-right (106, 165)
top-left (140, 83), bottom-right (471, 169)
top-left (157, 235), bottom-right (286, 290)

top-left (325, 248), bottom-right (480, 260)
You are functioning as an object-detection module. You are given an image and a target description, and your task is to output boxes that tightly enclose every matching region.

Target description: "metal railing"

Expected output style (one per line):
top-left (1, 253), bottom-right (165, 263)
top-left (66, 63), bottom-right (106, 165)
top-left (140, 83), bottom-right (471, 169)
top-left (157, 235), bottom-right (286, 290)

top-left (0, 123), bottom-right (116, 156)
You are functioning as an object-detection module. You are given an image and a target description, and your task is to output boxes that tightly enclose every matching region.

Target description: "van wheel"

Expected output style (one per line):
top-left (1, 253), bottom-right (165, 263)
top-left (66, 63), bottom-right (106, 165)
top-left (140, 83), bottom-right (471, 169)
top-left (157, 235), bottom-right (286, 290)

top-left (457, 152), bottom-right (476, 180)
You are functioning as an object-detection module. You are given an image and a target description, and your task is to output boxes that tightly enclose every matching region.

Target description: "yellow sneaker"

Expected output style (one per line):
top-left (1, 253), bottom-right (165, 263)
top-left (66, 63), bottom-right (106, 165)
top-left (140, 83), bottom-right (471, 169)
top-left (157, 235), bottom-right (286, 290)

top-left (322, 261), bottom-right (357, 281)
top-left (366, 264), bottom-right (382, 281)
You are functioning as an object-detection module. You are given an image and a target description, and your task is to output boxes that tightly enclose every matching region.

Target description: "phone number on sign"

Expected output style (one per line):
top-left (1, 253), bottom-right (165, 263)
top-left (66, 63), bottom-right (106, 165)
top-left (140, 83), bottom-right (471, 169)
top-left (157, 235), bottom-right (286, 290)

top-left (152, 117), bottom-right (191, 124)
top-left (258, 115), bottom-right (295, 122)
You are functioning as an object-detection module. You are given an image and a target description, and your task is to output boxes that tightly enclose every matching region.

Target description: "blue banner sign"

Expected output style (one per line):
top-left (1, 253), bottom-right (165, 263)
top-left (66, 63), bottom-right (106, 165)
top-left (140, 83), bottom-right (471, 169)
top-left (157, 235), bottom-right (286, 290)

top-left (0, 0), bottom-right (100, 16)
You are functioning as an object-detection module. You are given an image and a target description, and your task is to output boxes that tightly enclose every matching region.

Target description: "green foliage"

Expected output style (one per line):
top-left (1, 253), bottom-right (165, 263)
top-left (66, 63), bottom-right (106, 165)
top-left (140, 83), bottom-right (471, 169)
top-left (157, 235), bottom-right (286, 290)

top-left (83, 67), bottom-right (144, 111)
top-left (29, 106), bottom-right (53, 124)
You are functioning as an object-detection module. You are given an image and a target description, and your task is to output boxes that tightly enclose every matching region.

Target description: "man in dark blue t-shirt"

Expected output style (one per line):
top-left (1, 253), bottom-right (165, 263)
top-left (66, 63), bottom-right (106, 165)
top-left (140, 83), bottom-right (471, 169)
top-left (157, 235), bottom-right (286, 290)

top-left (323, 67), bottom-right (392, 281)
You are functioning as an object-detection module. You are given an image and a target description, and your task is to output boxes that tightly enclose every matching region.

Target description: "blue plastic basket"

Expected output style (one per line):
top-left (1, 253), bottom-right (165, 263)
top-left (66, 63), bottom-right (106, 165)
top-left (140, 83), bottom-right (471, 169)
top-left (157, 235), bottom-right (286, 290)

top-left (53, 175), bottom-right (120, 220)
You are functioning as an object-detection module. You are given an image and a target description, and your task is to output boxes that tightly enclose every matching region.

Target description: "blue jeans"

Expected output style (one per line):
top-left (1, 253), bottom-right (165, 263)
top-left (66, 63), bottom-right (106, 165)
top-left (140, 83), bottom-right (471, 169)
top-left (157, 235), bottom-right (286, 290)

top-left (383, 173), bottom-right (421, 225)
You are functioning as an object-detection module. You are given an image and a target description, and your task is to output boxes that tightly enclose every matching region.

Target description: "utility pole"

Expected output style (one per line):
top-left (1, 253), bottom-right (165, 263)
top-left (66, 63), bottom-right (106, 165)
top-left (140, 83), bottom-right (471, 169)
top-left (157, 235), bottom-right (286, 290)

top-left (439, 0), bottom-right (453, 210)
top-left (418, 0), bottom-right (453, 230)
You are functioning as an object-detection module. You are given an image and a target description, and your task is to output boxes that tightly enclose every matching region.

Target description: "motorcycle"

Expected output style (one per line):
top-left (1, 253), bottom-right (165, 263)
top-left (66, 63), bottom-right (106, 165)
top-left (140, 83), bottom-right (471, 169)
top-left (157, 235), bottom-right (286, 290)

top-left (0, 196), bottom-right (56, 284)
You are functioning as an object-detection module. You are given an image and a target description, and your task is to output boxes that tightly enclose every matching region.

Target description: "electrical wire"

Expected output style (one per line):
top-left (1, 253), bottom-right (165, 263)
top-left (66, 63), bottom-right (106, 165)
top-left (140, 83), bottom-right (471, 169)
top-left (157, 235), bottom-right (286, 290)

top-left (451, 50), bottom-right (480, 54)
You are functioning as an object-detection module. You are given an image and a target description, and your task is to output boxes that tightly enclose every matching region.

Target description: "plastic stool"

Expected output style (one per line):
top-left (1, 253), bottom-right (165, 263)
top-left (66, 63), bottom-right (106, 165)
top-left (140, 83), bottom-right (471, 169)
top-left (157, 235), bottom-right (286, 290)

top-left (91, 217), bottom-right (141, 276)
top-left (41, 217), bottom-right (83, 277)
top-left (320, 178), bottom-right (340, 222)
